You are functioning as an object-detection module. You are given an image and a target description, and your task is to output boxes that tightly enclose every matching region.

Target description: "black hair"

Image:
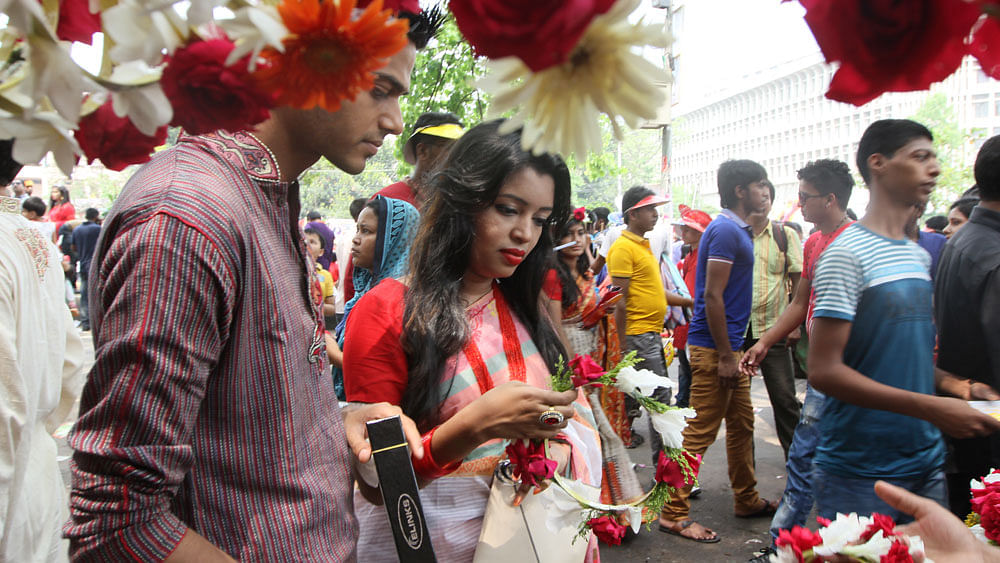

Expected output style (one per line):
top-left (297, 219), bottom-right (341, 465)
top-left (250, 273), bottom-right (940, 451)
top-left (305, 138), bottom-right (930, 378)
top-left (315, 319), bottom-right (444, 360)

top-left (856, 119), bottom-right (933, 185)
top-left (401, 120), bottom-right (571, 429)
top-left (0, 139), bottom-right (23, 186)
top-left (784, 221), bottom-right (804, 237)
top-left (593, 206), bottom-right (610, 222)
top-left (22, 196), bottom-right (46, 216)
top-left (949, 196), bottom-right (980, 219)
top-left (409, 111), bottom-right (463, 158)
top-left (974, 135), bottom-right (1000, 202)
top-left (924, 215), bottom-right (947, 233)
top-left (399, 5), bottom-right (445, 50)
top-left (553, 218), bottom-right (590, 309)
top-left (349, 197), bottom-right (367, 221)
top-left (85, 207), bottom-right (100, 221)
top-left (764, 179), bottom-right (775, 202)
top-left (797, 159), bottom-right (854, 211)
top-left (717, 159), bottom-right (767, 209)
top-left (50, 185), bottom-right (70, 208)
top-left (306, 210), bottom-right (322, 221)
top-left (303, 227), bottom-right (326, 250)
top-left (846, 208), bottom-right (858, 221)
top-left (621, 185), bottom-right (654, 226)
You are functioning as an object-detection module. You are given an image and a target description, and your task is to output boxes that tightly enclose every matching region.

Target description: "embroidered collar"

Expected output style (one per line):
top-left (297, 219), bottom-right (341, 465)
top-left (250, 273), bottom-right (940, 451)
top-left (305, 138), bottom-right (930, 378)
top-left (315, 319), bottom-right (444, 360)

top-left (0, 196), bottom-right (21, 215)
top-left (185, 130), bottom-right (285, 183)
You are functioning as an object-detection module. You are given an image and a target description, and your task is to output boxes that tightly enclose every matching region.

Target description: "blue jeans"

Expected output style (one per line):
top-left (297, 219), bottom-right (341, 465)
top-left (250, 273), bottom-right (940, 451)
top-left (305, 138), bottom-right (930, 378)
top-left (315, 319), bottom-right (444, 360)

top-left (770, 384), bottom-right (825, 543)
top-left (675, 347), bottom-right (691, 408)
top-left (813, 465), bottom-right (946, 524)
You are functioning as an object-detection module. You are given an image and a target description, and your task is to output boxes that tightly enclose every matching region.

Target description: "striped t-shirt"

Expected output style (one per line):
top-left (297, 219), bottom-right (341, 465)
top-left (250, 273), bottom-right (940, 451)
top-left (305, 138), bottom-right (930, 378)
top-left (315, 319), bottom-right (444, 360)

top-left (810, 223), bottom-right (944, 479)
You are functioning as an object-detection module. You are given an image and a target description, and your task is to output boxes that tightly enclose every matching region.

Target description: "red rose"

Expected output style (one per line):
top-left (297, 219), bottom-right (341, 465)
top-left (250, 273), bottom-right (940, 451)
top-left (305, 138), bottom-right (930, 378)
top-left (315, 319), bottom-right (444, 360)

top-left (74, 100), bottom-right (168, 171)
top-left (971, 491), bottom-right (1000, 541)
top-left (161, 38), bottom-right (276, 135)
top-left (569, 354), bottom-right (605, 387)
top-left (57, 0), bottom-right (101, 44)
top-left (860, 512), bottom-right (899, 542)
top-left (587, 514), bottom-right (626, 546)
top-left (775, 526), bottom-right (822, 563)
top-left (880, 540), bottom-right (914, 563)
top-left (357, 0), bottom-right (419, 13)
top-left (450, 0), bottom-right (615, 72)
top-left (573, 207), bottom-right (587, 221)
top-left (654, 450), bottom-right (700, 489)
top-left (799, 0), bottom-right (981, 105)
top-left (970, 14), bottom-right (1000, 79)
top-left (505, 439), bottom-right (556, 488)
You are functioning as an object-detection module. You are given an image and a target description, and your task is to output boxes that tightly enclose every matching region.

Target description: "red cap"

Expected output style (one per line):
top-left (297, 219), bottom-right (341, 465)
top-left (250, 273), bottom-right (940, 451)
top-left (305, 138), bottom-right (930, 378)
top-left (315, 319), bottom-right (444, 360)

top-left (625, 194), bottom-right (669, 213)
top-left (678, 204), bottom-right (712, 232)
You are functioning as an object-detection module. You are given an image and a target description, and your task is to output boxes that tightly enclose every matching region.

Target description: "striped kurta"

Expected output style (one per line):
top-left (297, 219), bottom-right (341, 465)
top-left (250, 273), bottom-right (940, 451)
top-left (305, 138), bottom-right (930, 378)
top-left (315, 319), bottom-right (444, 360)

top-left (65, 131), bottom-right (358, 561)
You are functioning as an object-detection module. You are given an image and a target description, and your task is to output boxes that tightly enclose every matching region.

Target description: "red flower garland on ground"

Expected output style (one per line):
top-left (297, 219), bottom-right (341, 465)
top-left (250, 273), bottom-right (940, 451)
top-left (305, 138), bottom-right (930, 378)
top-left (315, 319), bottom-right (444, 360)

top-left (450, 0), bottom-right (615, 72)
top-left (255, 0), bottom-right (409, 113)
top-left (161, 38), bottom-right (276, 135)
top-left (74, 100), bottom-right (167, 171)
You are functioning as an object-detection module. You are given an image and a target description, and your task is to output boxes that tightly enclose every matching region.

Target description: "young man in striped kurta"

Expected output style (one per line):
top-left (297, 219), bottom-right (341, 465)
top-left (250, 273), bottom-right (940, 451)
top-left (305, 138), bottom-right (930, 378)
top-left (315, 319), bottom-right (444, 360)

top-left (745, 183), bottom-right (802, 458)
top-left (808, 119), bottom-right (1000, 521)
top-left (65, 13), bottom-right (436, 562)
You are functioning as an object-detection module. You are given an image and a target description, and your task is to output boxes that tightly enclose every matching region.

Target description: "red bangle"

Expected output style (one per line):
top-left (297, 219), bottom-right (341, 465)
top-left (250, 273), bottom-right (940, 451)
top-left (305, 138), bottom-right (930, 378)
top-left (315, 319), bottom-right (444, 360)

top-left (411, 426), bottom-right (461, 480)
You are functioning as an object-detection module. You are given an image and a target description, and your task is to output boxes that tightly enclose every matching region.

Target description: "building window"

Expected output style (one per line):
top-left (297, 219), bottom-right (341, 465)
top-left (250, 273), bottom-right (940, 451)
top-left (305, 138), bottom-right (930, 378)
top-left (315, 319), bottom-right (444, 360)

top-left (975, 102), bottom-right (989, 118)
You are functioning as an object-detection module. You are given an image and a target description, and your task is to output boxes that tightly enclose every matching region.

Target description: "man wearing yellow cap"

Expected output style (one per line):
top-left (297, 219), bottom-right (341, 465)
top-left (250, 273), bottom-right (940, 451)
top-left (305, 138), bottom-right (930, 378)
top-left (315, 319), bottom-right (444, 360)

top-left (374, 111), bottom-right (463, 208)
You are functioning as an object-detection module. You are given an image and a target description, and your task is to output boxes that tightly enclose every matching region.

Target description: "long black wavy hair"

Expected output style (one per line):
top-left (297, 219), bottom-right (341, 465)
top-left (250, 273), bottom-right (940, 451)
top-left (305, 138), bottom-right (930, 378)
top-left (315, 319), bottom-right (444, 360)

top-left (553, 217), bottom-right (590, 310)
top-left (401, 120), bottom-right (572, 430)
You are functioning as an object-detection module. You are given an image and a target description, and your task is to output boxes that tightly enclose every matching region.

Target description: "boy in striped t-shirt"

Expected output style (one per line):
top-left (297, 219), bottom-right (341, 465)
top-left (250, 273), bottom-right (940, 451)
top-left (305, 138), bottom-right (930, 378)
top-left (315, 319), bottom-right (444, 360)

top-left (808, 119), bottom-right (1000, 522)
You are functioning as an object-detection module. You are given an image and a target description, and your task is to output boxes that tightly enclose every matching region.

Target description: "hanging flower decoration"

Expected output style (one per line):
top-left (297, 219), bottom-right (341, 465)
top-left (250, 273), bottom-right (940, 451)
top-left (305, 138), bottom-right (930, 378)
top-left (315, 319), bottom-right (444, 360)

top-left (450, 0), bottom-right (615, 72)
top-left (474, 0), bottom-right (670, 158)
top-left (74, 100), bottom-right (168, 171)
top-left (161, 38), bottom-right (276, 135)
top-left (254, 0), bottom-right (410, 113)
top-left (792, 0), bottom-right (1000, 106)
top-left (0, 0), bottom-right (418, 175)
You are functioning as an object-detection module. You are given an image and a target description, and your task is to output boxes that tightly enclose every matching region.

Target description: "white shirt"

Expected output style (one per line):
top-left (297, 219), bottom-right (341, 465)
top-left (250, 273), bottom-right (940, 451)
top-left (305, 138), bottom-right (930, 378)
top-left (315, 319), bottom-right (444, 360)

top-left (0, 196), bottom-right (83, 562)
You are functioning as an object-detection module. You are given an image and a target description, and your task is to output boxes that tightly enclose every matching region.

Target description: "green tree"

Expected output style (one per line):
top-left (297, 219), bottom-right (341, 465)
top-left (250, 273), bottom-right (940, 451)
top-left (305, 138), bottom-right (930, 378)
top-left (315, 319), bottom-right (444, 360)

top-left (909, 93), bottom-right (980, 214)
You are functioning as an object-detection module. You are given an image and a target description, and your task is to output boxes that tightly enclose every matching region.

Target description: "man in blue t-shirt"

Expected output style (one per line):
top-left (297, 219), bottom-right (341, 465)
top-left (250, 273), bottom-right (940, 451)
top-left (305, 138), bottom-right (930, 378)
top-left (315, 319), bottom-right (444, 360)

top-left (809, 119), bottom-right (1000, 522)
top-left (660, 160), bottom-right (774, 543)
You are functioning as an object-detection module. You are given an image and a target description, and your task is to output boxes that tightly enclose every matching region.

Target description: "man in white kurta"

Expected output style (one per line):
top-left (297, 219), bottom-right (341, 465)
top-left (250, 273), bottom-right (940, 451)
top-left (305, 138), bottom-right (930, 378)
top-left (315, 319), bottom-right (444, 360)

top-left (0, 193), bottom-right (83, 561)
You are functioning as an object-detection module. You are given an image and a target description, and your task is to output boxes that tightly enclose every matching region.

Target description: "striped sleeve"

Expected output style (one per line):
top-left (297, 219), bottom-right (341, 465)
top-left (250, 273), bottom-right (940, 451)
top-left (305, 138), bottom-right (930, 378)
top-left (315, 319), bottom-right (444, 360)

top-left (66, 213), bottom-right (237, 561)
top-left (811, 244), bottom-right (861, 322)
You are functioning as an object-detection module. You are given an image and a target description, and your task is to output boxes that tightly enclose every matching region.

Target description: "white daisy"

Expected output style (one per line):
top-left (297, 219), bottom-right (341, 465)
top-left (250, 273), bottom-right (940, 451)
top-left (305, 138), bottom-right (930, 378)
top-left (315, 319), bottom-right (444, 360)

top-left (0, 110), bottom-right (81, 176)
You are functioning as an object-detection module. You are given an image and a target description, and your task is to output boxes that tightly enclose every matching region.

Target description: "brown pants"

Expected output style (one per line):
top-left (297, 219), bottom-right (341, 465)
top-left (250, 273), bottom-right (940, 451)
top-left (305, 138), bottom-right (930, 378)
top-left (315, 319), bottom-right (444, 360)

top-left (661, 345), bottom-right (762, 520)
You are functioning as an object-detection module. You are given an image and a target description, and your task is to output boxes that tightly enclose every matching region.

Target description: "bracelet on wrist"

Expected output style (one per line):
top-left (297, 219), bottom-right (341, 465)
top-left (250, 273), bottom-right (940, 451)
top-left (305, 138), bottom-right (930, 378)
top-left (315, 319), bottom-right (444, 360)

top-left (411, 426), bottom-right (461, 480)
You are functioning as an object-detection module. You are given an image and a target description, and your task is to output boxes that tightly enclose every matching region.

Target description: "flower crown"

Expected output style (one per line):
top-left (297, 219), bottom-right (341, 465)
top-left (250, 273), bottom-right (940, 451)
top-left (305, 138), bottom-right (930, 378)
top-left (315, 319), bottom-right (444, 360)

top-left (0, 0), bottom-right (669, 175)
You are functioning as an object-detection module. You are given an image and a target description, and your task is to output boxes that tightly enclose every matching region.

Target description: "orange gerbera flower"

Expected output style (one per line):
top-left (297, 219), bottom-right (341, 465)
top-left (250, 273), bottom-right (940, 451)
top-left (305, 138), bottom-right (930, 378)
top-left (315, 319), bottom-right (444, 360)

top-left (255, 0), bottom-right (409, 112)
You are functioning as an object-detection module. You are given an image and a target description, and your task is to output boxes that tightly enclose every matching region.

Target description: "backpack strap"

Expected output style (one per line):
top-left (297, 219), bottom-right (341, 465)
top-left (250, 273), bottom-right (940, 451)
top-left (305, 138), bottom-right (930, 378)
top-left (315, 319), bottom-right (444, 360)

top-left (772, 221), bottom-right (789, 276)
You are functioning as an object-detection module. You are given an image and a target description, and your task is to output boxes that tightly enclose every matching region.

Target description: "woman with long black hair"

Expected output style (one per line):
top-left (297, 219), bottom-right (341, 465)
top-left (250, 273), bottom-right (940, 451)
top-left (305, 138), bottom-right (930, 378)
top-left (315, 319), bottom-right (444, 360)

top-left (343, 120), bottom-right (601, 561)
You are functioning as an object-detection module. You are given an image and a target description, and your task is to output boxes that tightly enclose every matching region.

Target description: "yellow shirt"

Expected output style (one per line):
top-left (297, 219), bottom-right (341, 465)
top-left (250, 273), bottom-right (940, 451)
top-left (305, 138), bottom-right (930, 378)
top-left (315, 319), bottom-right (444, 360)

top-left (607, 230), bottom-right (667, 335)
top-left (749, 221), bottom-right (803, 338)
top-left (316, 264), bottom-right (334, 301)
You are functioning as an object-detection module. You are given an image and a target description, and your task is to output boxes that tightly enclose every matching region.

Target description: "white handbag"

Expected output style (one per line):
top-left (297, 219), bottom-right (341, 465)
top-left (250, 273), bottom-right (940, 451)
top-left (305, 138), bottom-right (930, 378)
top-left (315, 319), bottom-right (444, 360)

top-left (472, 462), bottom-right (598, 563)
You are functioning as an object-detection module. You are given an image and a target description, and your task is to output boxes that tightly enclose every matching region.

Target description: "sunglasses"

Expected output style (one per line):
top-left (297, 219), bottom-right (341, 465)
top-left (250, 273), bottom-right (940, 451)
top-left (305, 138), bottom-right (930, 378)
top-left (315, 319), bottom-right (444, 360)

top-left (798, 192), bottom-right (826, 204)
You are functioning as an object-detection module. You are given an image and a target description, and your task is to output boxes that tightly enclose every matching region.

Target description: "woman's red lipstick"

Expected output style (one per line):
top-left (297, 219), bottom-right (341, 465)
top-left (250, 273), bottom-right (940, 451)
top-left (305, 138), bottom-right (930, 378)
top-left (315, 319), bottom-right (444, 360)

top-left (500, 248), bottom-right (525, 266)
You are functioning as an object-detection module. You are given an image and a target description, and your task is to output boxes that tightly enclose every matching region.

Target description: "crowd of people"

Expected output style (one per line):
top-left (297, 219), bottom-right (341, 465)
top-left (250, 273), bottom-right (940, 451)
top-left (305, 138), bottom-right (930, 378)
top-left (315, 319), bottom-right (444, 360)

top-left (1, 5), bottom-right (1000, 563)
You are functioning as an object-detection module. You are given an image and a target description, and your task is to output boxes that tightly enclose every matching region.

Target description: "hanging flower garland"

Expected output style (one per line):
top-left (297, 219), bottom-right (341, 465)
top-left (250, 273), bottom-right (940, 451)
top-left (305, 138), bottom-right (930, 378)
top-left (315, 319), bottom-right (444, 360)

top-left (503, 351), bottom-right (702, 545)
top-left (453, 0), bottom-right (670, 158)
top-left (791, 0), bottom-right (1000, 106)
top-left (0, 0), bottom-right (415, 175)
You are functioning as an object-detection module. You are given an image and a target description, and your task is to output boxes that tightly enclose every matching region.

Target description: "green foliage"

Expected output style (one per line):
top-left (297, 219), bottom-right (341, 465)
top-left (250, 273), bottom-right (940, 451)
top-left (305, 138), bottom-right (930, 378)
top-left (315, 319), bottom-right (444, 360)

top-left (909, 93), bottom-right (981, 214)
top-left (298, 147), bottom-right (399, 219)
top-left (395, 14), bottom-right (490, 176)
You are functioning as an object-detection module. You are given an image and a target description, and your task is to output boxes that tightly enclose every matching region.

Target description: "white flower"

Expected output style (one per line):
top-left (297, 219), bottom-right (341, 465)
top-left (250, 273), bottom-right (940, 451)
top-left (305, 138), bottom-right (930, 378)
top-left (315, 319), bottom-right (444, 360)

top-left (103, 0), bottom-right (187, 65)
top-left (649, 408), bottom-right (695, 450)
top-left (108, 61), bottom-right (172, 136)
top-left (985, 471), bottom-right (1000, 485)
top-left (614, 366), bottom-right (668, 397)
top-left (907, 535), bottom-right (932, 561)
top-left (839, 530), bottom-right (893, 560)
top-left (26, 35), bottom-right (96, 124)
top-left (813, 512), bottom-right (868, 557)
top-left (769, 545), bottom-right (800, 563)
top-left (222, 5), bottom-right (288, 70)
top-left (0, 0), bottom-right (44, 33)
top-left (623, 506), bottom-right (643, 534)
top-left (185, 0), bottom-right (225, 28)
top-left (0, 111), bottom-right (81, 176)
top-left (479, 0), bottom-right (670, 157)
top-left (971, 523), bottom-right (989, 544)
top-left (537, 479), bottom-right (590, 534)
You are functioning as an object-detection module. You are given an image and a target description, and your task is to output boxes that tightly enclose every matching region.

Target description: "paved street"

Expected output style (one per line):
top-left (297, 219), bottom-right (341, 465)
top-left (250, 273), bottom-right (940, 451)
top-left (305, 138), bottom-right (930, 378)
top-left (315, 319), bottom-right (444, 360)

top-left (57, 333), bottom-right (803, 562)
